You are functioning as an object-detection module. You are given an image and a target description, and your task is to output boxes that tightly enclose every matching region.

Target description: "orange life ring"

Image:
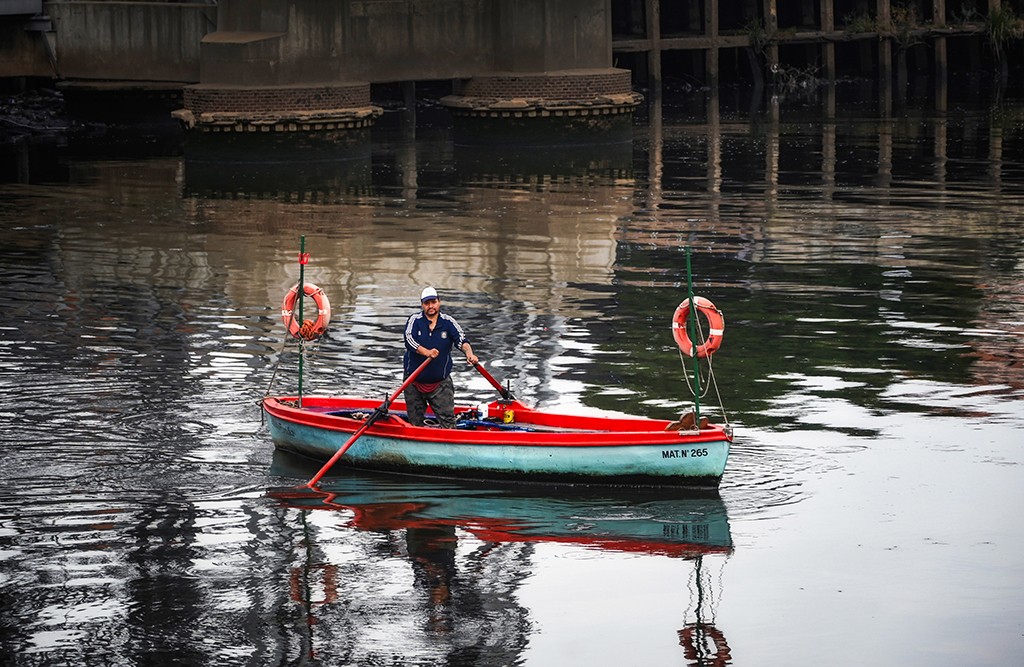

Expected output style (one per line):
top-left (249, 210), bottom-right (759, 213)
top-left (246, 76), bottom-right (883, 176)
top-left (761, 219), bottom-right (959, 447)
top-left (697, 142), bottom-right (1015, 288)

top-left (281, 282), bottom-right (331, 340)
top-left (672, 296), bottom-right (724, 358)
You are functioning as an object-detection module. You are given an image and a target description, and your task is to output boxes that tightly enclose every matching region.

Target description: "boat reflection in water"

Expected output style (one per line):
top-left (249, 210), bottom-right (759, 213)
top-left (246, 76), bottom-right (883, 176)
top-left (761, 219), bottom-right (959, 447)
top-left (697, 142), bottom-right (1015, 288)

top-left (268, 450), bottom-right (733, 665)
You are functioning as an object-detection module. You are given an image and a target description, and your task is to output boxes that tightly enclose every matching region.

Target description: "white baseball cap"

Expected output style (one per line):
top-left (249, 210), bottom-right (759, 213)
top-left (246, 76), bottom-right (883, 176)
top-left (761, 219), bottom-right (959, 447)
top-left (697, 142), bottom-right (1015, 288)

top-left (420, 286), bottom-right (438, 302)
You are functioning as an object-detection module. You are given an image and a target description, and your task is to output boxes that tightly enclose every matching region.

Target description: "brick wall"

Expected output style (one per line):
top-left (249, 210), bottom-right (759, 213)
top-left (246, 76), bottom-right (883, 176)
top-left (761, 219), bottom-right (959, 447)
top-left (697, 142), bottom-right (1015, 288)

top-left (184, 84), bottom-right (371, 115)
top-left (462, 70), bottom-right (632, 100)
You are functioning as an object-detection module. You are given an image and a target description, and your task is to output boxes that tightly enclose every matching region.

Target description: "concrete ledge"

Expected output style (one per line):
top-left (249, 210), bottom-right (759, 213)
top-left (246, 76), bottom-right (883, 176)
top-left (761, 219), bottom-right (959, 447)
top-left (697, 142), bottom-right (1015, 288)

top-left (441, 68), bottom-right (642, 123)
top-left (441, 92), bottom-right (643, 115)
top-left (200, 31), bottom-right (287, 45)
top-left (58, 80), bottom-right (185, 92)
top-left (173, 106), bottom-right (383, 133)
top-left (444, 102), bottom-right (641, 119)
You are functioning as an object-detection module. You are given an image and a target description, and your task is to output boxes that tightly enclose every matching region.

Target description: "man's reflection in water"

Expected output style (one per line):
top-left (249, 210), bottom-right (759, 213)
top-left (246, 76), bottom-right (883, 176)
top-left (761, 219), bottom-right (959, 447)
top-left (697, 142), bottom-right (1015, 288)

top-left (406, 525), bottom-right (458, 634)
top-left (400, 522), bottom-right (534, 663)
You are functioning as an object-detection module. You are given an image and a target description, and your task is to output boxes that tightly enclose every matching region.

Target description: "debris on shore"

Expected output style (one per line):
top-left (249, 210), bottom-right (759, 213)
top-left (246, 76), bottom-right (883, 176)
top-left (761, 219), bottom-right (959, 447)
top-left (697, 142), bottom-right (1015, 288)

top-left (0, 87), bottom-right (71, 143)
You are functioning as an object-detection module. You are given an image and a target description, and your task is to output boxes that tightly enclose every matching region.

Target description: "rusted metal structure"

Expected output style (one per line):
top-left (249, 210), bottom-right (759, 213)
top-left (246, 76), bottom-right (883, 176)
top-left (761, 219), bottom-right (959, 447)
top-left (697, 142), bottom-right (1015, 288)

top-left (612, 0), bottom-right (1021, 93)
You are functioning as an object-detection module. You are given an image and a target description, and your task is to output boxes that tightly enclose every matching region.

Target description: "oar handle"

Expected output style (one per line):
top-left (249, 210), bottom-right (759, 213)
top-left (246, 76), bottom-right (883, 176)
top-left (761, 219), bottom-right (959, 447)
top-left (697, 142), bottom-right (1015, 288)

top-left (306, 356), bottom-right (431, 488)
top-left (472, 361), bottom-right (514, 401)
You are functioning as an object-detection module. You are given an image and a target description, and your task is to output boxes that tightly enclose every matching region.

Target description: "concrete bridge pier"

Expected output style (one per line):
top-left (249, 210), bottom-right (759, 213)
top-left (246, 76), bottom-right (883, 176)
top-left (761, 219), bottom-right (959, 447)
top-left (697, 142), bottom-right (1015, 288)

top-left (441, 70), bottom-right (642, 146)
top-left (170, 0), bottom-right (642, 148)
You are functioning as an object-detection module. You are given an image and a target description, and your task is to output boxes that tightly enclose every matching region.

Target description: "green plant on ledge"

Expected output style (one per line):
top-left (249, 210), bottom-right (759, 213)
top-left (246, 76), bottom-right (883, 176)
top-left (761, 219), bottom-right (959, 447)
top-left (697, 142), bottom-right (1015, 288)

top-left (986, 6), bottom-right (1024, 65)
top-left (844, 4), bottom-right (924, 52)
top-left (744, 17), bottom-right (773, 57)
top-left (888, 4), bottom-right (924, 51)
top-left (843, 10), bottom-right (876, 35)
top-left (952, 3), bottom-right (980, 26)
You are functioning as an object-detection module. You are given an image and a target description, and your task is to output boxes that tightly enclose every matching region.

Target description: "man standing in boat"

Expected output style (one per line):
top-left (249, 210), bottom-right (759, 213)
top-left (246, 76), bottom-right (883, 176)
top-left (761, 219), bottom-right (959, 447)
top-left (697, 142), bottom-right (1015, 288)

top-left (403, 286), bottom-right (478, 427)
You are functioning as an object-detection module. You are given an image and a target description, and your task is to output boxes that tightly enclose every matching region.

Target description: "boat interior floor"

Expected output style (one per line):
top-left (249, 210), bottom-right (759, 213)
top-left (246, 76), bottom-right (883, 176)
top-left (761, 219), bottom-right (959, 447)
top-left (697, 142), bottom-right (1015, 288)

top-left (322, 408), bottom-right (594, 433)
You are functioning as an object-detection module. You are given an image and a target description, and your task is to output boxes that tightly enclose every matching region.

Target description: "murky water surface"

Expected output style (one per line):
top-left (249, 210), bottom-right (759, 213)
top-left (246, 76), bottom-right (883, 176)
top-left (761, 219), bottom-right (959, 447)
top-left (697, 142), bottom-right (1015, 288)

top-left (2, 89), bottom-right (1024, 665)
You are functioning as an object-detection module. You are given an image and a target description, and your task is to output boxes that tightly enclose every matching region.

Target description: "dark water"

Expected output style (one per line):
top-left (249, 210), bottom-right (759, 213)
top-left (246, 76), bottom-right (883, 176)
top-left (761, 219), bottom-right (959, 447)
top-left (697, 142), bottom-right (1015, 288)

top-left (2, 87), bottom-right (1024, 665)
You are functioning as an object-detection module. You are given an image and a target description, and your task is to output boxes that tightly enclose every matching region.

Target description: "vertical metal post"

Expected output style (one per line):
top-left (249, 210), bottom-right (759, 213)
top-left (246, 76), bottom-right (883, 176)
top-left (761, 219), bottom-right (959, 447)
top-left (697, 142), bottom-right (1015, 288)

top-left (877, 0), bottom-right (893, 110)
top-left (686, 248), bottom-right (702, 423)
top-left (933, 0), bottom-right (948, 112)
top-left (763, 0), bottom-right (779, 72)
top-left (298, 236), bottom-right (306, 407)
top-left (645, 0), bottom-right (662, 97)
top-left (705, 0), bottom-right (719, 90)
top-left (821, 0), bottom-right (836, 82)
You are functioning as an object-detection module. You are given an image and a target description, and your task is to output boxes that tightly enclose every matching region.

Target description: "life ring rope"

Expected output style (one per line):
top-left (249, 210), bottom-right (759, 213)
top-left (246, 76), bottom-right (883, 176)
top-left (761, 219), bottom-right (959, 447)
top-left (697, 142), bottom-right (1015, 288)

top-left (671, 296), bottom-right (724, 358)
top-left (281, 282), bottom-right (331, 341)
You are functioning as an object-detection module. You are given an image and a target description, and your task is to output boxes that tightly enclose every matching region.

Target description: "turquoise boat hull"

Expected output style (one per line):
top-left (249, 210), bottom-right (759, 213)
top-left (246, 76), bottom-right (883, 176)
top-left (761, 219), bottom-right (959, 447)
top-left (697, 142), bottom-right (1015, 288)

top-left (264, 396), bottom-right (731, 489)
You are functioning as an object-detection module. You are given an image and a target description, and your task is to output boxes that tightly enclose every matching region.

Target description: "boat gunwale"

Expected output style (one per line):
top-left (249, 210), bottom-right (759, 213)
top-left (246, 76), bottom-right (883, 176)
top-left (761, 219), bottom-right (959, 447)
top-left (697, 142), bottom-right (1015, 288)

top-left (263, 396), bottom-right (733, 448)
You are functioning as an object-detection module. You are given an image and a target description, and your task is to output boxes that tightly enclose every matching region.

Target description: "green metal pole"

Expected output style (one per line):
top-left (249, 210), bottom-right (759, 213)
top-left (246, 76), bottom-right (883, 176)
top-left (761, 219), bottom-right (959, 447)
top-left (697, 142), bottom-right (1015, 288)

top-left (686, 248), bottom-right (702, 424)
top-left (298, 236), bottom-right (305, 407)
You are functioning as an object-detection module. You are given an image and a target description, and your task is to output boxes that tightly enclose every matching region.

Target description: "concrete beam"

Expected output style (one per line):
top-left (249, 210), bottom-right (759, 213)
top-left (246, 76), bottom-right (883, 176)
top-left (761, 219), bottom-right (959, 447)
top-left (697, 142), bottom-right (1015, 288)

top-left (47, 1), bottom-right (216, 82)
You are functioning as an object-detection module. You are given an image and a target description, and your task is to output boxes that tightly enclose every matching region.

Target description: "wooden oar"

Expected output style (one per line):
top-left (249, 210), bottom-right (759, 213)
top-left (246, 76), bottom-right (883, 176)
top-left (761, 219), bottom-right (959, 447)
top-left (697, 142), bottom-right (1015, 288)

top-left (472, 361), bottom-right (515, 401)
top-left (306, 356), bottom-right (431, 488)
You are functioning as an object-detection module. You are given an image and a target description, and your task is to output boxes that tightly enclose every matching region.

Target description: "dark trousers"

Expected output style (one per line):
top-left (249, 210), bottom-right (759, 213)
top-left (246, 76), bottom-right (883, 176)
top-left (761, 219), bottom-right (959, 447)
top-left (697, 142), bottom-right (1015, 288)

top-left (403, 376), bottom-right (456, 428)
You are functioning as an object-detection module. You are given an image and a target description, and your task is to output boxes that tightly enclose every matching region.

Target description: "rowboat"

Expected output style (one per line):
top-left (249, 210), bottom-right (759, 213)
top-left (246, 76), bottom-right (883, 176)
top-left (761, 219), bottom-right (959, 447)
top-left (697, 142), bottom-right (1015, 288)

top-left (266, 240), bottom-right (732, 490)
top-left (262, 395), bottom-right (732, 489)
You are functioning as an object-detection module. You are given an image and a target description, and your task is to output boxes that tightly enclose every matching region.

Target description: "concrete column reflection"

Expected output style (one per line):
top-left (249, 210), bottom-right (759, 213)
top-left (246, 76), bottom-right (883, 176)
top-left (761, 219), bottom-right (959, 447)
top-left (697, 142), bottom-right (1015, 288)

top-left (765, 95), bottom-right (779, 214)
top-left (989, 124), bottom-right (1003, 193)
top-left (822, 85), bottom-right (836, 201)
top-left (877, 120), bottom-right (893, 206)
top-left (647, 92), bottom-right (664, 212)
top-left (399, 85), bottom-right (419, 203)
top-left (935, 57), bottom-right (948, 113)
top-left (933, 113), bottom-right (948, 207)
top-left (707, 90), bottom-right (721, 219)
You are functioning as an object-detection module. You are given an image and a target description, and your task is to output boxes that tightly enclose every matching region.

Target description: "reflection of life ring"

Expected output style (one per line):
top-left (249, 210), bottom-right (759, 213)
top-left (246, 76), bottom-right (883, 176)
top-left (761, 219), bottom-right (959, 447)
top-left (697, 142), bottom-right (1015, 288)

top-left (289, 564), bottom-right (338, 605)
top-left (678, 624), bottom-right (731, 666)
top-left (281, 283), bottom-right (331, 340)
top-left (672, 296), bottom-right (724, 358)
